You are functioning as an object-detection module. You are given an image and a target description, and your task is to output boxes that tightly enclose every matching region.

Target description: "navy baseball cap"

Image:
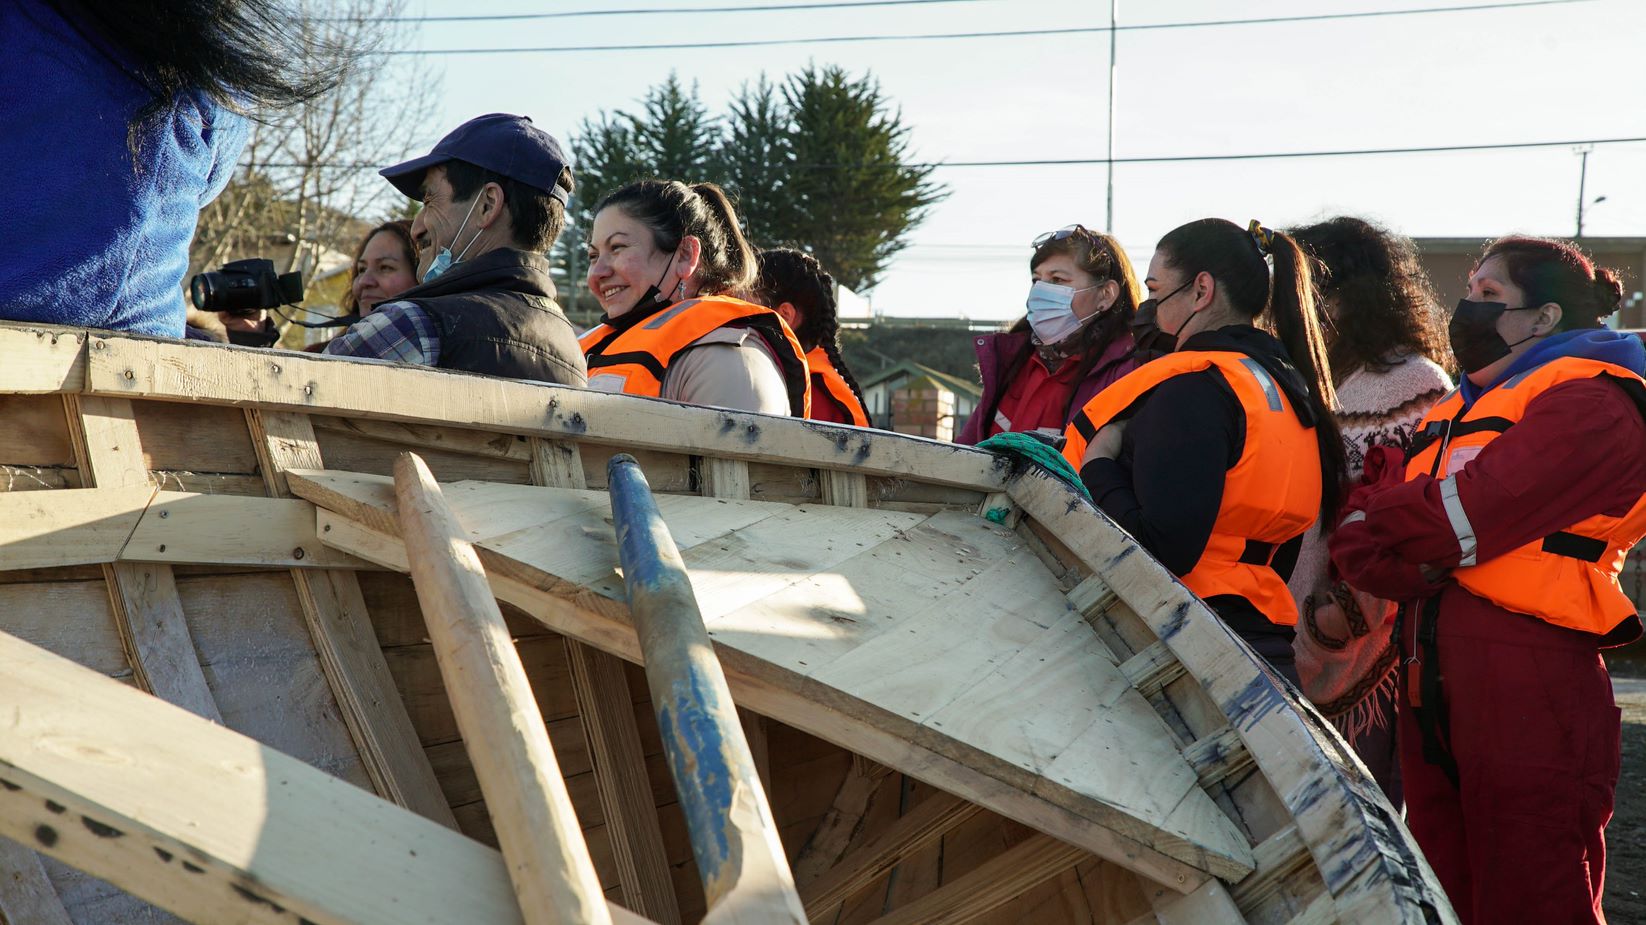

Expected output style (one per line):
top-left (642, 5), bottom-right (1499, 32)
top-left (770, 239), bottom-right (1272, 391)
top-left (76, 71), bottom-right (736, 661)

top-left (381, 113), bottom-right (573, 204)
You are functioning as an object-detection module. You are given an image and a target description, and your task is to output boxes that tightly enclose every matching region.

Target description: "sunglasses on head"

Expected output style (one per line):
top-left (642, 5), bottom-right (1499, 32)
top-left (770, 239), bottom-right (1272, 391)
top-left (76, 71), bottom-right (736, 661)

top-left (1032, 224), bottom-right (1096, 249)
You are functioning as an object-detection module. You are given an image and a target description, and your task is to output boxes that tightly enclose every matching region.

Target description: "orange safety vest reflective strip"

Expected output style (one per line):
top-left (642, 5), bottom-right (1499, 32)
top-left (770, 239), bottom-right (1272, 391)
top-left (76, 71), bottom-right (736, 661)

top-left (1063, 351), bottom-right (1322, 625)
top-left (1404, 356), bottom-right (1646, 636)
top-left (805, 346), bottom-right (869, 427)
top-left (580, 295), bottom-right (811, 417)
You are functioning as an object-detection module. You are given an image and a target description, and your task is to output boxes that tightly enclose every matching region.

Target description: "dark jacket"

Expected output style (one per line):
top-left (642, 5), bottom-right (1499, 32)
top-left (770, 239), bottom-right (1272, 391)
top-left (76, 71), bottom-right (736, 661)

top-left (957, 329), bottom-right (1138, 445)
top-left (399, 247), bottom-right (586, 385)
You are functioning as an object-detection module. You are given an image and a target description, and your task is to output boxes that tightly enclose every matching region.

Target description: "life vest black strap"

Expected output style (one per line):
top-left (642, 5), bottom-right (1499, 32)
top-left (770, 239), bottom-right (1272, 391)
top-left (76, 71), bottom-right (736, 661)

top-left (1238, 539), bottom-right (1278, 566)
top-left (1407, 415), bottom-right (1515, 458)
top-left (1071, 411), bottom-right (1098, 442)
top-left (1541, 531), bottom-right (1608, 562)
top-left (1413, 595), bottom-right (1460, 788)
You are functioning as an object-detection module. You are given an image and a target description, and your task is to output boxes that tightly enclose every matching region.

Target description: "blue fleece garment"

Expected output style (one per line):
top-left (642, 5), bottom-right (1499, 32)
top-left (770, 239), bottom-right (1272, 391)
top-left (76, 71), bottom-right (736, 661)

top-left (1459, 328), bottom-right (1646, 408)
top-left (1, 1), bottom-right (250, 337)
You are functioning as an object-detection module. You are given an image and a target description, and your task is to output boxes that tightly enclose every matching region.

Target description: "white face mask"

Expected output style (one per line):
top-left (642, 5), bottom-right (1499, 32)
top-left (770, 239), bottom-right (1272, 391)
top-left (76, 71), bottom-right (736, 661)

top-left (1025, 280), bottom-right (1101, 345)
top-left (420, 193), bottom-right (485, 284)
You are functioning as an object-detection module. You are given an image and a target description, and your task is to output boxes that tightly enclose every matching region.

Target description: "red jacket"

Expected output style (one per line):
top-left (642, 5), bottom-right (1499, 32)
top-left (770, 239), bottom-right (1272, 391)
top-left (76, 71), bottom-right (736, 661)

top-left (1333, 376), bottom-right (1646, 642)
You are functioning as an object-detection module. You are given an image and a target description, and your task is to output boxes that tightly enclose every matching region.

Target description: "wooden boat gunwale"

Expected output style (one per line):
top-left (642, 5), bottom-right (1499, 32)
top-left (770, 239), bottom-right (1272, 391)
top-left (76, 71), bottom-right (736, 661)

top-left (0, 323), bottom-right (1453, 924)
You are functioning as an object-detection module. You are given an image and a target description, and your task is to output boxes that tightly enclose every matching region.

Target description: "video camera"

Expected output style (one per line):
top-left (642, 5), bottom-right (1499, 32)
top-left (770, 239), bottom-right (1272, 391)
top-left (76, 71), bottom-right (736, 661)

top-left (189, 259), bottom-right (303, 317)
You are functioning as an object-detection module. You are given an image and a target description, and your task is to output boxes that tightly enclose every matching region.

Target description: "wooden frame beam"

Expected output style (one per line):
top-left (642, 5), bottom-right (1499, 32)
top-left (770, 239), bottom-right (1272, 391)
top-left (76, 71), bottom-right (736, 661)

top-left (800, 791), bottom-right (981, 921)
top-left (60, 328), bottom-right (1006, 491)
top-left (865, 833), bottom-right (1085, 925)
top-left (246, 409), bottom-right (456, 830)
top-left (0, 627), bottom-right (651, 925)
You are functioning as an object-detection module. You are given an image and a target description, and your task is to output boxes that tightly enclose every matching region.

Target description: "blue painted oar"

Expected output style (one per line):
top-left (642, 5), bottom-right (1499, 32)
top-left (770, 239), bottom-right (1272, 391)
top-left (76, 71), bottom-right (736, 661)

top-left (606, 454), bottom-right (807, 924)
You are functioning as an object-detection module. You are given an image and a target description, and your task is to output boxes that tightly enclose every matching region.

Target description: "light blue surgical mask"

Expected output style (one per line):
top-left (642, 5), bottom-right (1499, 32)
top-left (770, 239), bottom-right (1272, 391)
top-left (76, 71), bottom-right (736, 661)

top-left (1025, 280), bottom-right (1100, 345)
top-left (420, 194), bottom-right (484, 284)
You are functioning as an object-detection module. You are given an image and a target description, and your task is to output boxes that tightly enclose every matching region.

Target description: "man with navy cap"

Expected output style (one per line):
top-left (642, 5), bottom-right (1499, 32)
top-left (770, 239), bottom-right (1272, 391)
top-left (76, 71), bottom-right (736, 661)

top-left (324, 113), bottom-right (586, 385)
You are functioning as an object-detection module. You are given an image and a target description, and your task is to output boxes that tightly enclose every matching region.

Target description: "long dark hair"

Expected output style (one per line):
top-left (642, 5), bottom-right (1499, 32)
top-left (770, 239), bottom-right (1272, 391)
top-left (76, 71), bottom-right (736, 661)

top-left (977, 228), bottom-right (1142, 431)
top-left (754, 248), bottom-right (865, 404)
top-left (596, 179), bottom-right (757, 298)
top-left (1157, 218), bottom-right (1346, 521)
top-left (1478, 235), bottom-right (1625, 330)
top-left (340, 220), bottom-right (418, 314)
top-left (45, 0), bottom-right (342, 134)
top-left (1290, 216), bottom-right (1449, 383)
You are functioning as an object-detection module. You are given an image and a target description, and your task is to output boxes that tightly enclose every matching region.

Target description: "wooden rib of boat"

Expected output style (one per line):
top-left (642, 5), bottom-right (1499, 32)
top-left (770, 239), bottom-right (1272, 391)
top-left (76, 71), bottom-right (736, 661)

top-left (0, 323), bottom-right (1454, 924)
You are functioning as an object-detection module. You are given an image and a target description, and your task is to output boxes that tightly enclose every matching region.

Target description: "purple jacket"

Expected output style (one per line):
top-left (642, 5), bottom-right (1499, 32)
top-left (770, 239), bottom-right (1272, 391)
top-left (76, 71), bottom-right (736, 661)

top-left (956, 329), bottom-right (1140, 445)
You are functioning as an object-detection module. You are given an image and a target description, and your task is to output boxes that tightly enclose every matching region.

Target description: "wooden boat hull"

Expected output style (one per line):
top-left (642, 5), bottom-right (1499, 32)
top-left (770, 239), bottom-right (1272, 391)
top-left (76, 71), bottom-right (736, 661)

top-left (0, 324), bottom-right (1455, 924)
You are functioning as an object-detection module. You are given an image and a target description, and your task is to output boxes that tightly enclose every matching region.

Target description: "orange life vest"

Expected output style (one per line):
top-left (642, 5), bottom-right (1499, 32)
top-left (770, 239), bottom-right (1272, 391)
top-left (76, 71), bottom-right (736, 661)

top-left (805, 346), bottom-right (869, 427)
top-left (1404, 356), bottom-right (1646, 638)
top-left (1063, 351), bottom-right (1323, 625)
top-left (580, 295), bottom-right (811, 416)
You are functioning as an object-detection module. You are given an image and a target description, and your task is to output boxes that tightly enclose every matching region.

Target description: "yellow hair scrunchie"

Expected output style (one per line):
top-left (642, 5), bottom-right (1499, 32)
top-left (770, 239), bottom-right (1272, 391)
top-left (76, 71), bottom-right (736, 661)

top-left (1247, 219), bottom-right (1275, 256)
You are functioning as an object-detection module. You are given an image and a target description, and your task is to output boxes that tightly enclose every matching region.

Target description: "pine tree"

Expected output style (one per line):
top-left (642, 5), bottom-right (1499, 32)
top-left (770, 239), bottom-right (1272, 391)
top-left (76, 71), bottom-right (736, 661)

top-left (779, 65), bottom-right (945, 291)
top-left (717, 76), bottom-right (793, 249)
top-left (628, 73), bottom-right (719, 180)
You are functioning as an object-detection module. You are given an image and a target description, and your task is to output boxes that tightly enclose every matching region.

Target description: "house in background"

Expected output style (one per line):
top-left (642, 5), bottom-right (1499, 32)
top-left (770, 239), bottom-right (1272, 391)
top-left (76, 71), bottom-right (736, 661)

top-left (1414, 236), bottom-right (1646, 328)
top-left (859, 360), bottom-right (982, 442)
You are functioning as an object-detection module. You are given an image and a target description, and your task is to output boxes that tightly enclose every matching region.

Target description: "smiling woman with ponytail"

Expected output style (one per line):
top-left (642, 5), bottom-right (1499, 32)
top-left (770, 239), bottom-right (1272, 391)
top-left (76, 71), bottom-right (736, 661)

top-left (580, 180), bottom-right (811, 416)
top-left (1062, 217), bottom-right (1346, 683)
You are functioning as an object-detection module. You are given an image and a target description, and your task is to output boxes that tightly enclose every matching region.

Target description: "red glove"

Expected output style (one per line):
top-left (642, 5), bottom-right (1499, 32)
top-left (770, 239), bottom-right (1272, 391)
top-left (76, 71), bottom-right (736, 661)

top-left (1328, 443), bottom-right (1444, 602)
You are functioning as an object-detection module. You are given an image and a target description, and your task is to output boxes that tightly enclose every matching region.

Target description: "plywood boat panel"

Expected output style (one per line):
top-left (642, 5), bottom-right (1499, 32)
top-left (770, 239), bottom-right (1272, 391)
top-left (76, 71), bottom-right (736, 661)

top-left (295, 472), bottom-right (1255, 883)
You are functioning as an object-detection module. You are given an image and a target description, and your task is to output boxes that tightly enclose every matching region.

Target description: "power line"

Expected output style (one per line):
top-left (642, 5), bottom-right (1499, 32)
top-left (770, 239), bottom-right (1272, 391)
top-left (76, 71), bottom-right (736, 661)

top-left (350, 0), bottom-right (992, 23)
top-left (251, 134), bottom-right (1646, 172)
top-left (375, 0), bottom-right (1595, 55)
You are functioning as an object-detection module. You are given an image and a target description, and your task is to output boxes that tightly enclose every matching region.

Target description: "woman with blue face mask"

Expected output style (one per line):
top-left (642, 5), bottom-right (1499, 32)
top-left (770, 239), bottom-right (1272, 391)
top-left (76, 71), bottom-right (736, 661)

top-left (956, 225), bottom-right (1142, 445)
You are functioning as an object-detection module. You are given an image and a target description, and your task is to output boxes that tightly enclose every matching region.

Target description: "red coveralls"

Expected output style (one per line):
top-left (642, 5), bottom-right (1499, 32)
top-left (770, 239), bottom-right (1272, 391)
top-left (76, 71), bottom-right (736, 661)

top-left (1332, 375), bottom-right (1646, 924)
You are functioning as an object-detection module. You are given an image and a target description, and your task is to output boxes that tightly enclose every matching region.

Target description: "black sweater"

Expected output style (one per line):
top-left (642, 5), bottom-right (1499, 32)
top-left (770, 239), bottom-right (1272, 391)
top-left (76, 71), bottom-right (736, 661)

top-left (1079, 325), bottom-right (1316, 638)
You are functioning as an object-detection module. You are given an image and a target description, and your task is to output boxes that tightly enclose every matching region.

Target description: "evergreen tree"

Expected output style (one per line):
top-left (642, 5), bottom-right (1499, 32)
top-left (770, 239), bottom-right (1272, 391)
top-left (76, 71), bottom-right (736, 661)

top-left (780, 65), bottom-right (945, 291)
top-left (558, 65), bottom-right (946, 307)
top-left (717, 76), bottom-right (793, 249)
top-left (628, 73), bottom-right (719, 180)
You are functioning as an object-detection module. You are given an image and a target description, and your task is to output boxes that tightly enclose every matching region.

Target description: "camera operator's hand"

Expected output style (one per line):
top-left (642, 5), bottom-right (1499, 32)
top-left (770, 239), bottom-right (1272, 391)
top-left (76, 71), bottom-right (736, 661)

top-left (216, 309), bottom-right (269, 334)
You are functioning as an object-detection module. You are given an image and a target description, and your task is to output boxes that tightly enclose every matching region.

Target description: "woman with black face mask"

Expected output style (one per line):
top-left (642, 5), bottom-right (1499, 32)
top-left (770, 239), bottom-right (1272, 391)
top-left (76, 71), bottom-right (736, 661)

top-left (1061, 218), bottom-right (1346, 684)
top-left (1329, 235), bottom-right (1646, 925)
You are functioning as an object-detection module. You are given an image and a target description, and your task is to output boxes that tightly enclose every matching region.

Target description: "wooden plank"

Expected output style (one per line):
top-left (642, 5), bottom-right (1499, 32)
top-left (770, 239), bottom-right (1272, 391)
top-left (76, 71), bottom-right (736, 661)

top-left (0, 627), bottom-right (651, 925)
top-left (1006, 468), bottom-right (1452, 921)
top-left (867, 833), bottom-right (1085, 925)
top-left (791, 756), bottom-right (893, 885)
top-left (103, 563), bottom-right (222, 722)
top-left (0, 326), bottom-right (87, 394)
top-left (0, 395), bottom-right (77, 469)
top-left (65, 395), bottom-right (225, 729)
top-left (0, 487), bottom-right (363, 571)
top-left (1183, 725), bottom-right (1255, 791)
top-left (820, 470), bottom-right (870, 508)
top-left (0, 488), bottom-right (150, 570)
top-left (248, 408), bottom-right (457, 829)
top-left (124, 491), bottom-right (364, 569)
top-left (567, 642), bottom-right (682, 925)
top-left (801, 791), bottom-right (981, 921)
top-left (394, 452), bottom-right (611, 924)
top-left (530, 437), bottom-right (587, 488)
top-left (0, 836), bottom-right (74, 925)
top-left (325, 504), bottom-right (1219, 892)
top-left (81, 332), bottom-right (1009, 491)
top-left (699, 456), bottom-right (751, 500)
top-left (1120, 641), bottom-right (1188, 699)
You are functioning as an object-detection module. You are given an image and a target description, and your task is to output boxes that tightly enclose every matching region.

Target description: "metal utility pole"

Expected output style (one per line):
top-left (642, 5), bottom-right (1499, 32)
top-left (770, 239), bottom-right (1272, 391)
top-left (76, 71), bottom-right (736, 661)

top-left (1105, 0), bottom-right (1118, 234)
top-left (1576, 145), bottom-right (1592, 238)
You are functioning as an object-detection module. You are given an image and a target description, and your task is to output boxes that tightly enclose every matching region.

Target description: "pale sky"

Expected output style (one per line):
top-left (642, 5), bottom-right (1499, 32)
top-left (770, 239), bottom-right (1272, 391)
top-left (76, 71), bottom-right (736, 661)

top-left (395, 0), bottom-right (1646, 320)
